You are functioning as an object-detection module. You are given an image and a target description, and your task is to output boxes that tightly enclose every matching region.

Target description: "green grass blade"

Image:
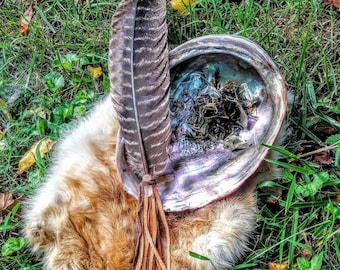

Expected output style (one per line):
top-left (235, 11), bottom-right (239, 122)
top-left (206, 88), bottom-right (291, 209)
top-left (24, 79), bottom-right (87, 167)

top-left (262, 144), bottom-right (299, 159)
top-left (285, 171), bottom-right (296, 214)
top-left (288, 209), bottom-right (299, 269)
top-left (35, 6), bottom-right (56, 33)
top-left (292, 120), bottom-right (323, 145)
top-left (230, 263), bottom-right (257, 269)
top-left (306, 81), bottom-right (317, 108)
top-left (189, 251), bottom-right (210, 261)
top-left (334, 234), bottom-right (340, 265)
top-left (295, 16), bottom-right (311, 87)
top-left (335, 148), bottom-right (340, 167)
top-left (265, 159), bottom-right (315, 175)
top-left (318, 113), bottom-right (340, 129)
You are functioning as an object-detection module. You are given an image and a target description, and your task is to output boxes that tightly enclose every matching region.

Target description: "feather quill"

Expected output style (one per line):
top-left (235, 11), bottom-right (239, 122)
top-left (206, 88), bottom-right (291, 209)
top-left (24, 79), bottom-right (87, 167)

top-left (109, 0), bottom-right (171, 178)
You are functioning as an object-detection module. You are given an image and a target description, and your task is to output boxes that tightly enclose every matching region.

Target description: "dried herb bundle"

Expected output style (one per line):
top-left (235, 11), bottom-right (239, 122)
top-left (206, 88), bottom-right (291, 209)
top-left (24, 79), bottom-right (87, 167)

top-left (170, 71), bottom-right (259, 155)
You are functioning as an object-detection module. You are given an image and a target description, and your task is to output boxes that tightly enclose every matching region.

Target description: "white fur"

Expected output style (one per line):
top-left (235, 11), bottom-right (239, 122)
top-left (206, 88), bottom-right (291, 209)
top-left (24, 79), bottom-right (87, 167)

top-left (23, 93), bottom-right (288, 269)
top-left (23, 96), bottom-right (117, 250)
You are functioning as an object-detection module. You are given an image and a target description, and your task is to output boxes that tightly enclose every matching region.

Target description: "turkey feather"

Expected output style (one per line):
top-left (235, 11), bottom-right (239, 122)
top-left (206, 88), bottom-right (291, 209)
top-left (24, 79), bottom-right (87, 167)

top-left (109, 0), bottom-right (171, 178)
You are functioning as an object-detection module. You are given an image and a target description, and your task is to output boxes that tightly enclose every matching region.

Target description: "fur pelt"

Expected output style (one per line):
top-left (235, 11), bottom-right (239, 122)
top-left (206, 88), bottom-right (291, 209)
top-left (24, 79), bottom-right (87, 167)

top-left (23, 96), bottom-right (282, 270)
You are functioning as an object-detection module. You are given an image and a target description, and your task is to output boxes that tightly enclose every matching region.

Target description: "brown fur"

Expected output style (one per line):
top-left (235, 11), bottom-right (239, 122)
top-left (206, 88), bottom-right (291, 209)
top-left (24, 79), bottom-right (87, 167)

top-left (23, 97), bottom-right (279, 269)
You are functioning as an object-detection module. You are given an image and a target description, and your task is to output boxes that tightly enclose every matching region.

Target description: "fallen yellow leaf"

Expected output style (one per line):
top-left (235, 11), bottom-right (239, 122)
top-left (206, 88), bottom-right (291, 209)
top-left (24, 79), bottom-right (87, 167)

top-left (268, 261), bottom-right (288, 270)
top-left (0, 131), bottom-right (5, 151)
top-left (0, 98), bottom-right (12, 121)
top-left (18, 138), bottom-right (55, 173)
top-left (170, 0), bottom-right (196, 14)
top-left (87, 65), bottom-right (102, 79)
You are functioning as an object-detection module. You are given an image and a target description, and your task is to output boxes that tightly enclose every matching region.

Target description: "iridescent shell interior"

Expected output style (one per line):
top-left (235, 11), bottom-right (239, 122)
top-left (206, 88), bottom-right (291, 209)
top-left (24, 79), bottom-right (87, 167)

top-left (158, 35), bottom-right (287, 211)
top-left (169, 54), bottom-right (268, 160)
top-left (117, 35), bottom-right (287, 212)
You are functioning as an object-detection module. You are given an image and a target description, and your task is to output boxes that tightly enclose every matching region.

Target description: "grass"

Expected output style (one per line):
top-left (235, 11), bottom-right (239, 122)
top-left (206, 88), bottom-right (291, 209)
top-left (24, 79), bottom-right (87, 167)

top-left (0, 0), bottom-right (339, 269)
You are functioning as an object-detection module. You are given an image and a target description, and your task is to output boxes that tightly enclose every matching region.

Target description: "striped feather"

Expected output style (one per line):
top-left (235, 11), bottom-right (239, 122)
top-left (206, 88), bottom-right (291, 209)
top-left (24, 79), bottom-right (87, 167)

top-left (109, 0), bottom-right (171, 178)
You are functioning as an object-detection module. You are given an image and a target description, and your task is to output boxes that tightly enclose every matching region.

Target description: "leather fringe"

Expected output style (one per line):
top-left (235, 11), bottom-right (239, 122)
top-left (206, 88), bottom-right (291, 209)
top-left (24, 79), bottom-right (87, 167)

top-left (133, 176), bottom-right (171, 270)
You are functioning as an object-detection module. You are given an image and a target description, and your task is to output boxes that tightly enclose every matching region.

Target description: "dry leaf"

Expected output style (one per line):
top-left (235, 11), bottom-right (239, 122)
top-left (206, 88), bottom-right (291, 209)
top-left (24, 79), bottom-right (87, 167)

top-left (333, 195), bottom-right (340, 204)
top-left (74, 0), bottom-right (87, 5)
top-left (87, 65), bottom-right (102, 79)
top-left (301, 233), bottom-right (313, 259)
top-left (170, 0), bottom-right (196, 14)
top-left (334, 0), bottom-right (340, 8)
top-left (302, 246), bottom-right (313, 259)
top-left (269, 235), bottom-right (314, 270)
top-left (0, 193), bottom-right (14, 224)
top-left (19, 3), bottom-right (35, 36)
top-left (0, 193), bottom-right (14, 210)
top-left (324, 0), bottom-right (340, 8)
top-left (265, 187), bottom-right (282, 205)
top-left (18, 138), bottom-right (55, 173)
top-left (0, 193), bottom-right (27, 223)
top-left (313, 151), bottom-right (333, 165)
top-left (0, 98), bottom-right (12, 120)
top-left (315, 126), bottom-right (336, 135)
top-left (268, 261), bottom-right (288, 270)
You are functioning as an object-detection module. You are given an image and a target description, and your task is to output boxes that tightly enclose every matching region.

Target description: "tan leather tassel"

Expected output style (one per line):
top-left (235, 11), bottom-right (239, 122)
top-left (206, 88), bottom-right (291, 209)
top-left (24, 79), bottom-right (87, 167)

top-left (134, 176), bottom-right (171, 270)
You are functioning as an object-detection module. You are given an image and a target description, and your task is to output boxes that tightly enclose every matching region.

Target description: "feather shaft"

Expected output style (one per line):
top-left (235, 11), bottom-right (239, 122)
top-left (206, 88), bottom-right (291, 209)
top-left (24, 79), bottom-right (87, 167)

top-left (109, 0), bottom-right (171, 179)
